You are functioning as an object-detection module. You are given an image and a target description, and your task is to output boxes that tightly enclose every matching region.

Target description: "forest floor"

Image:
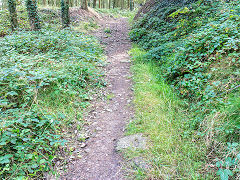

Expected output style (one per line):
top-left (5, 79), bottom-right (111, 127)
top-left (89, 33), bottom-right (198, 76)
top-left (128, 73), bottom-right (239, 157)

top-left (61, 17), bottom-right (133, 180)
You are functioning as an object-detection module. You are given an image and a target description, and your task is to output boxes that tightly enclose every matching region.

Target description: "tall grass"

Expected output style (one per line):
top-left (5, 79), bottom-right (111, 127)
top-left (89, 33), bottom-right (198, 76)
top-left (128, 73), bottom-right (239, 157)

top-left (126, 46), bottom-right (209, 179)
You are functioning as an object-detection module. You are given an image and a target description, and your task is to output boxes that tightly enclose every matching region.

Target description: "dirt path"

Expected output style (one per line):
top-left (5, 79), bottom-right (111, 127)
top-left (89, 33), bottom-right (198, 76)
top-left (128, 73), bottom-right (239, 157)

top-left (62, 18), bottom-right (133, 180)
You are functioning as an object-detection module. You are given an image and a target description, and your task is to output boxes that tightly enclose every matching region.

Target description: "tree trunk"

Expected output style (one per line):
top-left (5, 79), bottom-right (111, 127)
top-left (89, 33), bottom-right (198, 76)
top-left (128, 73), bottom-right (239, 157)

top-left (93, 0), bottom-right (96, 8)
top-left (108, 0), bottom-right (111, 9)
top-left (42, 0), bottom-right (46, 6)
top-left (2, 0), bottom-right (8, 9)
top-left (102, 0), bottom-right (104, 8)
top-left (8, 0), bottom-right (18, 31)
top-left (130, 0), bottom-right (133, 11)
top-left (61, 0), bottom-right (70, 28)
top-left (121, 0), bottom-right (124, 9)
top-left (26, 0), bottom-right (41, 30)
top-left (81, 0), bottom-right (88, 10)
top-left (113, 0), bottom-right (116, 8)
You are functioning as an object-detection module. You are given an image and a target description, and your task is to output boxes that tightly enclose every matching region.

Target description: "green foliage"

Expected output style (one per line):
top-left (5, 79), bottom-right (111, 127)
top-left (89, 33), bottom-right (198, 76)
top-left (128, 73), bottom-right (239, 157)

top-left (0, 30), bottom-right (103, 178)
top-left (0, 7), bottom-right (57, 36)
top-left (95, 8), bottom-right (137, 20)
top-left (104, 27), bottom-right (111, 33)
top-left (127, 46), bottom-right (206, 179)
top-left (131, 0), bottom-right (240, 178)
top-left (0, 109), bottom-right (62, 178)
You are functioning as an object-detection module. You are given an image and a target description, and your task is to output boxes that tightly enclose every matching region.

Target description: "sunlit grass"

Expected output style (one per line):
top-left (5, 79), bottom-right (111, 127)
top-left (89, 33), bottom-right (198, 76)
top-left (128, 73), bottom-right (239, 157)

top-left (126, 45), bottom-right (208, 179)
top-left (95, 7), bottom-right (136, 23)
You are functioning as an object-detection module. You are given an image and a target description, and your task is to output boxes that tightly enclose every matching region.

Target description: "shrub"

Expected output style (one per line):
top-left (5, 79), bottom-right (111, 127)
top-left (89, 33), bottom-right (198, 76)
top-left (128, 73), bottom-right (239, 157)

top-left (131, 0), bottom-right (240, 178)
top-left (0, 29), bottom-right (103, 178)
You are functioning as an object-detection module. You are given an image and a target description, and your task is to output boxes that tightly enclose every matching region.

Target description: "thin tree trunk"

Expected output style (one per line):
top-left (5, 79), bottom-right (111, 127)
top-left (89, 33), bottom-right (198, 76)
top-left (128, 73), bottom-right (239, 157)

top-left (8, 0), bottom-right (18, 31)
top-left (108, 0), bottom-right (110, 9)
top-left (26, 0), bottom-right (41, 30)
top-left (102, 0), bottom-right (104, 8)
top-left (130, 0), bottom-right (133, 11)
top-left (121, 0), bottom-right (123, 9)
top-left (98, 0), bottom-right (100, 8)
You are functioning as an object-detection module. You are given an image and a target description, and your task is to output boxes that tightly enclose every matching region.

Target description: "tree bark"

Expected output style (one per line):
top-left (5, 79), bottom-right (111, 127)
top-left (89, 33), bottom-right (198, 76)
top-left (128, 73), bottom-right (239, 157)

top-left (130, 0), bottom-right (133, 11)
top-left (26, 0), bottom-right (41, 30)
top-left (93, 0), bottom-right (97, 8)
top-left (81, 0), bottom-right (88, 10)
top-left (113, 0), bottom-right (116, 8)
top-left (8, 0), bottom-right (18, 31)
top-left (42, 0), bottom-right (46, 6)
top-left (102, 0), bottom-right (104, 8)
top-left (61, 0), bottom-right (70, 28)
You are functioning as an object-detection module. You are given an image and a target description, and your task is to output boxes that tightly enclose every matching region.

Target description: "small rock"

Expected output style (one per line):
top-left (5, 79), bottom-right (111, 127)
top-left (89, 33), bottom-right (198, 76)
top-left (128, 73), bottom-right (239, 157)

top-left (80, 143), bottom-right (87, 148)
top-left (84, 148), bottom-right (91, 153)
top-left (69, 155), bottom-right (75, 160)
top-left (92, 122), bottom-right (98, 126)
top-left (120, 59), bottom-right (130, 63)
top-left (116, 134), bottom-right (147, 151)
top-left (96, 127), bottom-right (102, 131)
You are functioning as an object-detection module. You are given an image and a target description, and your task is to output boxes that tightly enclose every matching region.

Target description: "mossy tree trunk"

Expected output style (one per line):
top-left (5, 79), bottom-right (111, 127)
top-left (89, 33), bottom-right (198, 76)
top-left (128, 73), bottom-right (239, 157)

top-left (93, 0), bottom-right (97, 8)
top-left (8, 0), bottom-right (18, 31)
top-left (26, 0), bottom-right (41, 30)
top-left (81, 0), bottom-right (88, 10)
top-left (113, 0), bottom-right (116, 8)
top-left (61, 0), bottom-right (70, 28)
top-left (130, 0), bottom-right (133, 11)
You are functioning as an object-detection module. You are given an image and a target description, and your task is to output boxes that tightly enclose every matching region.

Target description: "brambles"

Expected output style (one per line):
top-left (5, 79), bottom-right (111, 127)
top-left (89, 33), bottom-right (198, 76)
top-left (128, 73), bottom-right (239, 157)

top-left (0, 30), bottom-right (104, 179)
top-left (131, 0), bottom-right (240, 179)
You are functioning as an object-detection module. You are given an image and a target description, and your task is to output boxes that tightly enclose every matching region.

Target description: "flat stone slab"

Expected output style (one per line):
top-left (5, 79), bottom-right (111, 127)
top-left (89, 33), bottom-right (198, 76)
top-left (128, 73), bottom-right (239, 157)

top-left (116, 134), bottom-right (147, 151)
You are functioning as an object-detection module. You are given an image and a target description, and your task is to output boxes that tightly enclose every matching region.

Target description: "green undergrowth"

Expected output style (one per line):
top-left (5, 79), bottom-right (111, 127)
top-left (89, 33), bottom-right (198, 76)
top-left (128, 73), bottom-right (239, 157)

top-left (0, 6), bottom-right (60, 36)
top-left (127, 46), bottom-right (207, 179)
top-left (0, 30), bottom-right (104, 179)
top-left (0, 6), bottom-right (99, 37)
top-left (95, 8), bottom-right (136, 22)
top-left (130, 0), bottom-right (239, 179)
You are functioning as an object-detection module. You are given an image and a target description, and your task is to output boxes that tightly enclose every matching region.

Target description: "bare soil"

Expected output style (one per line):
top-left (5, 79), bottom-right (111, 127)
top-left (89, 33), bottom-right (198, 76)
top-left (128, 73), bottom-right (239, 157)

top-left (61, 17), bottom-right (133, 180)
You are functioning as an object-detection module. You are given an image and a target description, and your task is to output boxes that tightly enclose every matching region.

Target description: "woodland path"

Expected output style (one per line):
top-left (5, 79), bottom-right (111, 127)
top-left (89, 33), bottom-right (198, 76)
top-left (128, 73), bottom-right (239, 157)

top-left (62, 18), bottom-right (133, 180)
